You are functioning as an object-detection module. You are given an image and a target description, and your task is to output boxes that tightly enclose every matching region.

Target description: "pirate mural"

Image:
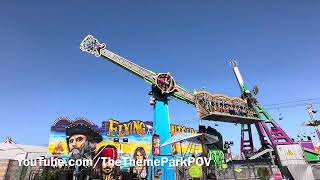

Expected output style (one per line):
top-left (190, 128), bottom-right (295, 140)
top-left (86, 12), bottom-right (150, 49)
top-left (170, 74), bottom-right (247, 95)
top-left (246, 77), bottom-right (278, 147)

top-left (65, 123), bottom-right (103, 179)
top-left (52, 141), bottom-right (64, 155)
top-left (66, 123), bottom-right (102, 160)
top-left (130, 147), bottom-right (148, 180)
top-left (47, 117), bottom-right (201, 179)
top-left (92, 145), bottom-right (131, 180)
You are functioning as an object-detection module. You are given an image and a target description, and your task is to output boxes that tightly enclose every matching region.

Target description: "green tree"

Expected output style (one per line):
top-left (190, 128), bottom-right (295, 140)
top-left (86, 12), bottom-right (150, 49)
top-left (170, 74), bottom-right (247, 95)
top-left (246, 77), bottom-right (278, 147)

top-left (39, 169), bottom-right (55, 180)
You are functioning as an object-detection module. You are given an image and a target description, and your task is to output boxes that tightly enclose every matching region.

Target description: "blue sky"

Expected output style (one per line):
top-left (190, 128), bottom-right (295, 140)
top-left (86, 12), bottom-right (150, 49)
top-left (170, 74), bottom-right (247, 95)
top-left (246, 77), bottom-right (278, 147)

top-left (1, 1), bottom-right (320, 152)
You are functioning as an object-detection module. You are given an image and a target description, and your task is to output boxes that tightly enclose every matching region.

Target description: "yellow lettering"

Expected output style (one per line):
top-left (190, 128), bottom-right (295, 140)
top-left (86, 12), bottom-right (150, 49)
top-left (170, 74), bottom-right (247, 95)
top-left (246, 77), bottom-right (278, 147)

top-left (123, 123), bottom-right (130, 135)
top-left (118, 124), bottom-right (124, 137)
top-left (180, 126), bottom-right (186, 133)
top-left (108, 119), bottom-right (119, 136)
top-left (170, 125), bottom-right (176, 135)
top-left (133, 121), bottom-right (145, 136)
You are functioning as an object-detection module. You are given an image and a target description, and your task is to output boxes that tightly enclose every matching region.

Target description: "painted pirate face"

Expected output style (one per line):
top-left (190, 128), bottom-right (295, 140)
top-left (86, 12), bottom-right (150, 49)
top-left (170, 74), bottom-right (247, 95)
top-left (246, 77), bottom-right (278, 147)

top-left (102, 159), bottom-right (115, 174)
top-left (68, 134), bottom-right (87, 152)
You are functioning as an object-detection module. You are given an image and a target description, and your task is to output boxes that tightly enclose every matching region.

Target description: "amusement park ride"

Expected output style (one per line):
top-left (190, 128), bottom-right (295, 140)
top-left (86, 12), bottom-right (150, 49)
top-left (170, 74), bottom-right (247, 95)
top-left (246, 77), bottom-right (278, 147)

top-left (80, 35), bottom-right (302, 177)
top-left (230, 62), bottom-right (293, 159)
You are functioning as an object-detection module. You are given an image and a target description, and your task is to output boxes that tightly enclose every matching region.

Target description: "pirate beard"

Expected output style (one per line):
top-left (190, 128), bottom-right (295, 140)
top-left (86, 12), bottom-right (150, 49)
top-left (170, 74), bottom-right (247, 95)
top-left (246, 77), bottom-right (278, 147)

top-left (102, 166), bottom-right (114, 175)
top-left (69, 148), bottom-right (81, 159)
top-left (68, 141), bottom-right (94, 160)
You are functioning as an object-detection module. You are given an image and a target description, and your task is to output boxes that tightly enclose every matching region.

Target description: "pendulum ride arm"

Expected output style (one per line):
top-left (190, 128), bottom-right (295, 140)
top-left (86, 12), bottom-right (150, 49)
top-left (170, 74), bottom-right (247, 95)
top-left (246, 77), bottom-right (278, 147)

top-left (80, 35), bottom-right (195, 104)
top-left (230, 61), bottom-right (269, 157)
top-left (231, 61), bottom-right (292, 149)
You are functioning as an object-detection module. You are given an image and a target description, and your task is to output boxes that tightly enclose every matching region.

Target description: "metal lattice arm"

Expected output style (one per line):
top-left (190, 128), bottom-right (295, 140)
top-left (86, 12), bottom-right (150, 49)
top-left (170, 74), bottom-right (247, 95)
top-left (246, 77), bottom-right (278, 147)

top-left (230, 61), bottom-right (272, 121)
top-left (80, 35), bottom-right (195, 104)
top-left (100, 48), bottom-right (156, 84)
top-left (173, 85), bottom-right (195, 104)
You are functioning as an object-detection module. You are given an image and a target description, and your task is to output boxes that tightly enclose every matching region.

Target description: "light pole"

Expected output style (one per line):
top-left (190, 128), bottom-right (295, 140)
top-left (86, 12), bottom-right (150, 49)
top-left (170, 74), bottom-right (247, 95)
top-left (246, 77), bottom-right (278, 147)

top-left (113, 138), bottom-right (128, 154)
top-left (224, 141), bottom-right (236, 180)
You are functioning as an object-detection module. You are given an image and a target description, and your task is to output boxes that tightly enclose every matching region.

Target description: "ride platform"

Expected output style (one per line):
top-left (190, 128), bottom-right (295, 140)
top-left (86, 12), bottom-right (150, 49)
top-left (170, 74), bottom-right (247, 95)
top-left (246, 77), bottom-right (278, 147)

top-left (194, 91), bottom-right (262, 124)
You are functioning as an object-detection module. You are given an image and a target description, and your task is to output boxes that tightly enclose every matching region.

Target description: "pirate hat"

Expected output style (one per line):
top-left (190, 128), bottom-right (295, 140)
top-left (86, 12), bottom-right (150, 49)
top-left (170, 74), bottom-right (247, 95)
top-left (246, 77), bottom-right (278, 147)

top-left (97, 145), bottom-right (118, 160)
top-left (66, 123), bottom-right (103, 143)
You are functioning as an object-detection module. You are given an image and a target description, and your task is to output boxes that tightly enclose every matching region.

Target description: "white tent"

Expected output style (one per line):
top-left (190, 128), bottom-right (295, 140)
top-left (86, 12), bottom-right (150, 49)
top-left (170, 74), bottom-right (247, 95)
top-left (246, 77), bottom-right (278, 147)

top-left (161, 133), bottom-right (218, 147)
top-left (0, 143), bottom-right (47, 160)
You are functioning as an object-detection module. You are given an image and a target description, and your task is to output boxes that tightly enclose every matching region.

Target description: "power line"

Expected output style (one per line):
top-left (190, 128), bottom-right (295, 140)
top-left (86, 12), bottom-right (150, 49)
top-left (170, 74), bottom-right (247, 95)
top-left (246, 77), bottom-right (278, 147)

top-left (265, 102), bottom-right (320, 110)
top-left (171, 118), bottom-right (198, 125)
top-left (263, 97), bottom-right (320, 107)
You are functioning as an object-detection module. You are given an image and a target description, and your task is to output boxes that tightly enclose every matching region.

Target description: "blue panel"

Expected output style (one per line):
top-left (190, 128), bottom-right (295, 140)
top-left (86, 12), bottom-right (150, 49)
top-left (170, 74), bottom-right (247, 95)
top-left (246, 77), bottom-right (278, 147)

top-left (148, 99), bottom-right (174, 180)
